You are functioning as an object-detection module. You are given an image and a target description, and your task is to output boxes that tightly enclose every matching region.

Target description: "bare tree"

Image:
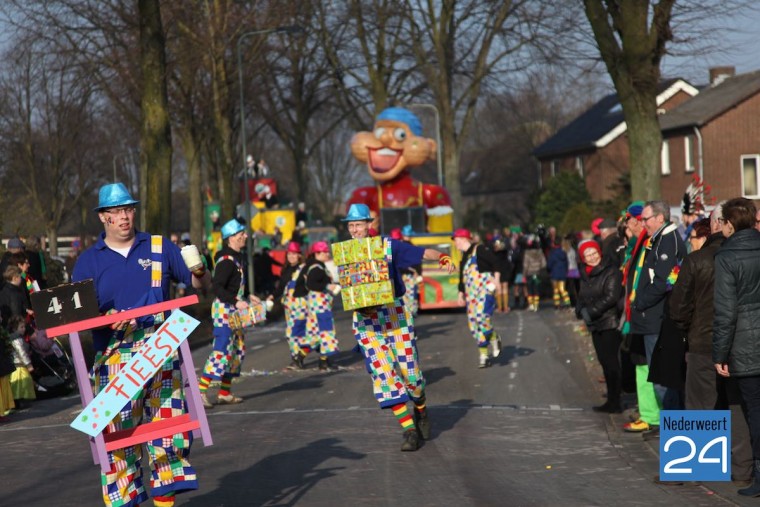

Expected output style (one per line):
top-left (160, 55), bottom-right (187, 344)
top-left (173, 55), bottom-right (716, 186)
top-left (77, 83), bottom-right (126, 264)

top-left (0, 42), bottom-right (108, 254)
top-left (402, 0), bottom-right (571, 223)
top-left (582, 0), bottom-right (758, 201)
top-left (308, 123), bottom-right (373, 222)
top-left (316, 0), bottom-right (421, 127)
top-left (138, 0), bottom-right (173, 234)
top-left (249, 4), bottom-right (351, 205)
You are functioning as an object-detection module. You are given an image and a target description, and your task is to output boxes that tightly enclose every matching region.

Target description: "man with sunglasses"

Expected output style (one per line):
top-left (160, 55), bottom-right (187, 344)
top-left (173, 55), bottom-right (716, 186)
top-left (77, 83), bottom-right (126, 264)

top-left (72, 182), bottom-right (211, 507)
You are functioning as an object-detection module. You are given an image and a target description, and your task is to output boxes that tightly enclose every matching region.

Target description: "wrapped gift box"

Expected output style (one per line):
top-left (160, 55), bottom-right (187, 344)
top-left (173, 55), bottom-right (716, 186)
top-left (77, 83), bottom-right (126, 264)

top-left (332, 237), bottom-right (395, 311)
top-left (229, 303), bottom-right (267, 330)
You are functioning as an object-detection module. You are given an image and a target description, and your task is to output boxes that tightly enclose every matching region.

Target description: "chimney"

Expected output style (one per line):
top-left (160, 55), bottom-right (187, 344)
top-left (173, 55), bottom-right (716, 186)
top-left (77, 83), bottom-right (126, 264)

top-left (709, 66), bottom-right (735, 87)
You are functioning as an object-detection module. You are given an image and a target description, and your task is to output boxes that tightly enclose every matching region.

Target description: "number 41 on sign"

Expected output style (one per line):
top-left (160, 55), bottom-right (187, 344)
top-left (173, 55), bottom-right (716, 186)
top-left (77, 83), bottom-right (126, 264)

top-left (30, 279), bottom-right (100, 330)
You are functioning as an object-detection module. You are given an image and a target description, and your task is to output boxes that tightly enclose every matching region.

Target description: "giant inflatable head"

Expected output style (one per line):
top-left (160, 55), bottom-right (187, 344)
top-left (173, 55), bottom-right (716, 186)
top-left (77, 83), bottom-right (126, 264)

top-left (350, 107), bottom-right (437, 183)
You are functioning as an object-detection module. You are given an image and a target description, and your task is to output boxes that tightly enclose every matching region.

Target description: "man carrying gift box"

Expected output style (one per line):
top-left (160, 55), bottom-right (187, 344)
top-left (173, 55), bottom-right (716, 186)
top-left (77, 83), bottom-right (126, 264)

top-left (198, 219), bottom-right (262, 408)
top-left (343, 203), bottom-right (456, 451)
top-left (452, 228), bottom-right (502, 368)
top-left (72, 182), bottom-right (211, 507)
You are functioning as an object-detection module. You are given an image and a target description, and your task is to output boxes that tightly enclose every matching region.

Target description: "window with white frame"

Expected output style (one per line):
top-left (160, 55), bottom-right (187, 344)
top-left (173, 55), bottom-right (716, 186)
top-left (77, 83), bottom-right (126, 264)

top-left (661, 140), bottom-right (670, 175)
top-left (575, 156), bottom-right (584, 178)
top-left (685, 135), bottom-right (695, 173)
top-left (742, 155), bottom-right (760, 198)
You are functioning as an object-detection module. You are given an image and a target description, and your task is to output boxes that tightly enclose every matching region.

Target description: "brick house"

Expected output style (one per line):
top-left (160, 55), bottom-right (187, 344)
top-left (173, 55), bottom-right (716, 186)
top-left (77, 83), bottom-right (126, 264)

top-left (659, 67), bottom-right (760, 206)
top-left (532, 79), bottom-right (698, 202)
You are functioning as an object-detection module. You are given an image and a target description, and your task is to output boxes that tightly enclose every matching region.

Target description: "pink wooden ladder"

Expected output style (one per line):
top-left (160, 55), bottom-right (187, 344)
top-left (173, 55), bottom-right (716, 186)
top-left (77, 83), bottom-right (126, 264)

top-left (45, 295), bottom-right (213, 472)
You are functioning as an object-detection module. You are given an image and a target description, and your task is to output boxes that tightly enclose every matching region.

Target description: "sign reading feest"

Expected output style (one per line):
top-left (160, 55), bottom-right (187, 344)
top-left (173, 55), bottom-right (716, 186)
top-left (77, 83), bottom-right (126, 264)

top-left (70, 310), bottom-right (200, 437)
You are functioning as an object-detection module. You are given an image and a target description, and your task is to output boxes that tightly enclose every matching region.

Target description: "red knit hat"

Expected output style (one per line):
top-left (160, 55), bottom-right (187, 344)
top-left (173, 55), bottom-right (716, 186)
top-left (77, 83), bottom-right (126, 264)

top-left (286, 242), bottom-right (302, 254)
top-left (578, 239), bottom-right (602, 261)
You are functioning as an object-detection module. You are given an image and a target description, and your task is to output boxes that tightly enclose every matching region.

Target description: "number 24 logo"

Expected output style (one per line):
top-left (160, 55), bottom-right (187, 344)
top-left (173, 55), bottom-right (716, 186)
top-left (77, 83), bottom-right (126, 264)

top-left (47, 292), bottom-right (83, 314)
top-left (663, 435), bottom-right (727, 474)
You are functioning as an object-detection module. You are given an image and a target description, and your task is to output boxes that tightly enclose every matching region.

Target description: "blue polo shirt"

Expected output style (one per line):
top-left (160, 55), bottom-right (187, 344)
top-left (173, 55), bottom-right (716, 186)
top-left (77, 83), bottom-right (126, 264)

top-left (387, 238), bottom-right (425, 298)
top-left (72, 231), bottom-right (191, 352)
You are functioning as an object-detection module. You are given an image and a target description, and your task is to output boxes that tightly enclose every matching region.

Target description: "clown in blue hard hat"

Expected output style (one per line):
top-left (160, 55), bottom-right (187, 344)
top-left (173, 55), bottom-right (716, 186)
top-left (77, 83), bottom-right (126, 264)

top-left (71, 182), bottom-right (212, 505)
top-left (198, 216), bottom-right (258, 410)
top-left (341, 190), bottom-right (457, 452)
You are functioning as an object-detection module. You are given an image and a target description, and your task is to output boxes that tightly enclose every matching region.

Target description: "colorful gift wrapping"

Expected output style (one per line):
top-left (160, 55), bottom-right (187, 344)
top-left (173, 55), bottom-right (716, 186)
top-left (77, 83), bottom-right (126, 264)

top-left (332, 237), bottom-right (395, 311)
top-left (229, 303), bottom-right (267, 329)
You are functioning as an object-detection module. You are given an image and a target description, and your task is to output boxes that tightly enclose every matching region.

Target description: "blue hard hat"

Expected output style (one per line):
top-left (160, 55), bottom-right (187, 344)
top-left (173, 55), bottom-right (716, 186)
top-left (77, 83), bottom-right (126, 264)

top-left (342, 203), bottom-right (373, 222)
top-left (401, 224), bottom-right (414, 237)
top-left (221, 219), bottom-right (246, 239)
top-left (94, 183), bottom-right (139, 211)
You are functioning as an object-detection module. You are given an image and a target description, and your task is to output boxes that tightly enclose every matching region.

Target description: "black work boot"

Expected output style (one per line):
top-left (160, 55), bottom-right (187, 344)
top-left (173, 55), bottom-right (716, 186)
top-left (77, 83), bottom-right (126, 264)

top-left (319, 357), bottom-right (337, 371)
top-left (739, 459), bottom-right (760, 497)
top-left (414, 409), bottom-right (431, 440)
top-left (401, 428), bottom-right (420, 451)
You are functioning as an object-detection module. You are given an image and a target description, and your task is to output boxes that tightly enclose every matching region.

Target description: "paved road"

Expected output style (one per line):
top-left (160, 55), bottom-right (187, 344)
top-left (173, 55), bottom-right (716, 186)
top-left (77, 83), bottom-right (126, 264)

top-left (0, 305), bottom-right (748, 506)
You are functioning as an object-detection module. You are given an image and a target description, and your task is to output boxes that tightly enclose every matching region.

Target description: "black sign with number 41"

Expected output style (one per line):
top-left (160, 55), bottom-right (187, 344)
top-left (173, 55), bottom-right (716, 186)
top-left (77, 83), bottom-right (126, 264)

top-left (30, 279), bottom-right (100, 330)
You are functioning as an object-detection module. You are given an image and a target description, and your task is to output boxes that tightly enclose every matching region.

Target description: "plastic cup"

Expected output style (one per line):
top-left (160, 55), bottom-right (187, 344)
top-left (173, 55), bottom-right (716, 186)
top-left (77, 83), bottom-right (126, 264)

top-left (181, 244), bottom-right (203, 271)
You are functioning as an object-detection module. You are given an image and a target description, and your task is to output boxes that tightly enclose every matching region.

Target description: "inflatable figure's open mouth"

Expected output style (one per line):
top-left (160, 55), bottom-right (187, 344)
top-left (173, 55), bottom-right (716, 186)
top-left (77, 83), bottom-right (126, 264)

top-left (368, 148), bottom-right (401, 173)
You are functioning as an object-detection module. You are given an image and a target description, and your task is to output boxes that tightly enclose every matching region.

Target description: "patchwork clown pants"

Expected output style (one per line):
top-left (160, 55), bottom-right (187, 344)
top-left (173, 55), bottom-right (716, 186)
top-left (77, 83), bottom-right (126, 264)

top-left (290, 297), bottom-right (311, 354)
top-left (202, 324), bottom-right (245, 380)
top-left (92, 327), bottom-right (197, 507)
top-left (306, 291), bottom-right (339, 356)
top-left (402, 272), bottom-right (419, 316)
top-left (283, 295), bottom-right (305, 357)
top-left (466, 283), bottom-right (496, 348)
top-left (352, 300), bottom-right (425, 408)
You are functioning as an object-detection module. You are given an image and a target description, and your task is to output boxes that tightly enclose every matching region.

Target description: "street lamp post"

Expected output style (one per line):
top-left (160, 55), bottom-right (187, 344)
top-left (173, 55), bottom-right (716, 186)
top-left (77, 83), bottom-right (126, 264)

top-left (236, 25), bottom-right (303, 295)
top-left (409, 103), bottom-right (444, 187)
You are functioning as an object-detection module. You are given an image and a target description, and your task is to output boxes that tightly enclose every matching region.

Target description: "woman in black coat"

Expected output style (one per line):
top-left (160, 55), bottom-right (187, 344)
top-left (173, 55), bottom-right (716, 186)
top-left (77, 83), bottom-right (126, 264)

top-left (576, 240), bottom-right (623, 413)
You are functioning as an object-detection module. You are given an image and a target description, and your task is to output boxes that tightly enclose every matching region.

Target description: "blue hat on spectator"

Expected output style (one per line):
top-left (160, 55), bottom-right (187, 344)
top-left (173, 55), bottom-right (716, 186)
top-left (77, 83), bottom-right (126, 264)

top-left (95, 183), bottom-right (139, 211)
top-left (7, 238), bottom-right (24, 250)
top-left (342, 204), bottom-right (373, 222)
top-left (401, 224), bottom-right (414, 237)
top-left (221, 219), bottom-right (246, 239)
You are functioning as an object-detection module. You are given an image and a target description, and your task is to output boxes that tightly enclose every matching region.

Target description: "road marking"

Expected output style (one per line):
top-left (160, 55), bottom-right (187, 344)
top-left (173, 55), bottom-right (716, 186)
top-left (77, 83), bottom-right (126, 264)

top-left (251, 345), bottom-right (265, 350)
top-left (268, 339), bottom-right (280, 344)
top-left (0, 403), bottom-right (588, 434)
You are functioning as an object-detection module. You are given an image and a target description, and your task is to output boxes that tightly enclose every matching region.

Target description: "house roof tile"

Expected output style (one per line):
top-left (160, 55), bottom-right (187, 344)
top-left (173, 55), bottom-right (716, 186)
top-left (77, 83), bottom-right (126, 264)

top-left (659, 70), bottom-right (760, 131)
top-left (533, 78), bottom-right (691, 159)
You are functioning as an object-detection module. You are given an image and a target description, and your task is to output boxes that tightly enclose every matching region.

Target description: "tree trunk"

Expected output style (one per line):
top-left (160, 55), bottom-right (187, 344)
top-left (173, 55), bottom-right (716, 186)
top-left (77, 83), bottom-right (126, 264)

top-left (139, 0), bottom-right (173, 236)
top-left (46, 226), bottom-right (58, 258)
top-left (625, 109), bottom-right (662, 201)
top-left (179, 129), bottom-right (204, 247)
top-left (440, 111), bottom-right (462, 227)
top-left (583, 0), bottom-right (675, 203)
